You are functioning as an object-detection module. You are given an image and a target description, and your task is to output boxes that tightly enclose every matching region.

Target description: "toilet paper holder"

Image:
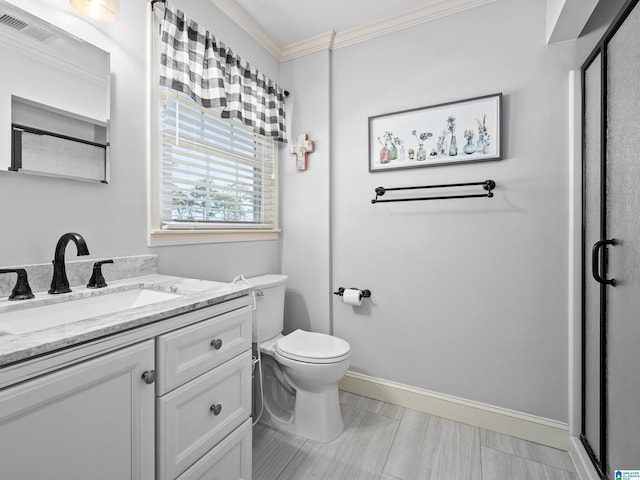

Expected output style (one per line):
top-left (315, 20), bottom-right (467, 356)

top-left (333, 287), bottom-right (372, 299)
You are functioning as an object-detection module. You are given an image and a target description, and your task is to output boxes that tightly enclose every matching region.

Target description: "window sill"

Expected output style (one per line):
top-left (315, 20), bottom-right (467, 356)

top-left (148, 229), bottom-right (280, 246)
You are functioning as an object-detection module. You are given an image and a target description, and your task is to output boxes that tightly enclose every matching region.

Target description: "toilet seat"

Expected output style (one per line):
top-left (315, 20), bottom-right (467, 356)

top-left (276, 329), bottom-right (351, 364)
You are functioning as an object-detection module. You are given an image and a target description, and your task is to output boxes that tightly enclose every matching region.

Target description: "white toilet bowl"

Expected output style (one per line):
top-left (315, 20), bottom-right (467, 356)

top-left (247, 274), bottom-right (351, 442)
top-left (258, 329), bottom-right (351, 442)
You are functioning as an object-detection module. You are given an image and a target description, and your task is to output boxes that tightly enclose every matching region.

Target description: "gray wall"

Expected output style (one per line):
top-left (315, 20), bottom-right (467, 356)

top-left (333, 0), bottom-right (574, 423)
top-left (282, 0), bottom-right (578, 422)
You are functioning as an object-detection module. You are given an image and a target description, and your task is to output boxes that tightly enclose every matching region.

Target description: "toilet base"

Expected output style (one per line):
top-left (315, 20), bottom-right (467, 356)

top-left (259, 386), bottom-right (344, 443)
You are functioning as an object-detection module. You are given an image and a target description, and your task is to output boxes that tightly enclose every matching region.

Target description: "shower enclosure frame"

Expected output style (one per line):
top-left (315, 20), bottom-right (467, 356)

top-left (580, 0), bottom-right (640, 478)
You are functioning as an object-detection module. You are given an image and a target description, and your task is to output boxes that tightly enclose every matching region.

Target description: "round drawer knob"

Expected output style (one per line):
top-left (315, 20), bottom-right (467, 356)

top-left (141, 370), bottom-right (156, 385)
top-left (210, 338), bottom-right (223, 350)
top-left (210, 403), bottom-right (222, 416)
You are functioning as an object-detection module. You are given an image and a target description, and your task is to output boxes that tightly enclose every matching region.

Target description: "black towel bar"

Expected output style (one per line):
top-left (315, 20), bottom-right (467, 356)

top-left (371, 180), bottom-right (495, 204)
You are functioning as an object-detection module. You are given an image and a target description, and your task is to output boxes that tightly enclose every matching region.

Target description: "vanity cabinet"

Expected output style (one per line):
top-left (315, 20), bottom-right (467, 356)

top-left (0, 339), bottom-right (155, 480)
top-left (0, 293), bottom-right (253, 480)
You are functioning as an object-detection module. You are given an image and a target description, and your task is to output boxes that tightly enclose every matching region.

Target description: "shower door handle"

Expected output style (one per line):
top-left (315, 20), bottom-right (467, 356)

top-left (592, 239), bottom-right (617, 286)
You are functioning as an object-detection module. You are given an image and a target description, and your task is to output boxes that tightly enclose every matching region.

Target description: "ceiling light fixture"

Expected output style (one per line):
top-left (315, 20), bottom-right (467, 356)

top-left (69, 0), bottom-right (118, 23)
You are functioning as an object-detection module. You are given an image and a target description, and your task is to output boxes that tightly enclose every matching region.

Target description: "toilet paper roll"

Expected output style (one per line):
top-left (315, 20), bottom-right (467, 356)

top-left (343, 289), bottom-right (362, 306)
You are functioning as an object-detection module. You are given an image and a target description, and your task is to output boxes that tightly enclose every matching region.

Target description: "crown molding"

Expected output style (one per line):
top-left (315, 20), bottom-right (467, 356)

top-left (333, 0), bottom-right (496, 51)
top-left (208, 0), bottom-right (283, 60)
top-left (280, 31), bottom-right (336, 63)
top-left (210, 0), bottom-right (495, 62)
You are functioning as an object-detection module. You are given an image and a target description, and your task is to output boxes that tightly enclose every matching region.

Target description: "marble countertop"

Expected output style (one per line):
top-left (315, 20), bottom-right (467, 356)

top-left (0, 274), bottom-right (252, 367)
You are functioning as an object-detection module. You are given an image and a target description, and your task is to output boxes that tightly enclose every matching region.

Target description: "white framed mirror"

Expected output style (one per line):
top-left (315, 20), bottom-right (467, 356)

top-left (0, 0), bottom-right (110, 182)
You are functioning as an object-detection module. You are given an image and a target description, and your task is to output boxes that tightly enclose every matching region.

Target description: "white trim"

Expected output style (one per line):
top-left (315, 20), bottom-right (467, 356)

top-left (162, 222), bottom-right (277, 231)
top-left (210, 0), bottom-right (496, 62)
top-left (280, 31), bottom-right (336, 63)
top-left (148, 6), bottom-right (162, 246)
top-left (339, 371), bottom-right (570, 451)
top-left (569, 435), bottom-right (601, 480)
top-left (333, 0), bottom-right (496, 51)
top-left (568, 69), bottom-right (583, 437)
top-left (148, 229), bottom-right (279, 246)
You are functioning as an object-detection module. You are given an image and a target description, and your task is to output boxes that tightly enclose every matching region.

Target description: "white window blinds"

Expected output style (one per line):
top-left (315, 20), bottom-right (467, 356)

top-left (159, 88), bottom-right (277, 230)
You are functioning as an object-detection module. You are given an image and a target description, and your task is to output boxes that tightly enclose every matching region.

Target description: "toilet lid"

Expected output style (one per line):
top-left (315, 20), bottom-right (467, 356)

top-left (276, 329), bottom-right (351, 363)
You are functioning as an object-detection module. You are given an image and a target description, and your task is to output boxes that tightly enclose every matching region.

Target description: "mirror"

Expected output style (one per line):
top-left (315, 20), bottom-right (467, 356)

top-left (0, 0), bottom-right (110, 182)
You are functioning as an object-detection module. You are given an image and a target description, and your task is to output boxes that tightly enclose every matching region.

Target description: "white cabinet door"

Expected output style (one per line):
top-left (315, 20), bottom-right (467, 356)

top-left (0, 340), bottom-right (155, 480)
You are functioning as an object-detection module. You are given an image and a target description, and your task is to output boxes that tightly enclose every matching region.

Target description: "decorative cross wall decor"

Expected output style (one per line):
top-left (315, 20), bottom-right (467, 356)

top-left (290, 133), bottom-right (314, 171)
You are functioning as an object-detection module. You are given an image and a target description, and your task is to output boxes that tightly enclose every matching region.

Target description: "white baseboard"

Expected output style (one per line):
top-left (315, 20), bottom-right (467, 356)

top-left (569, 435), bottom-right (601, 480)
top-left (339, 371), bottom-right (569, 451)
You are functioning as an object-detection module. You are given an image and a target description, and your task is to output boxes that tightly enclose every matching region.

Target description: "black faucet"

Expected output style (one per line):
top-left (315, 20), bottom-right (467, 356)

top-left (49, 233), bottom-right (90, 294)
top-left (0, 268), bottom-right (35, 300)
top-left (87, 260), bottom-right (114, 289)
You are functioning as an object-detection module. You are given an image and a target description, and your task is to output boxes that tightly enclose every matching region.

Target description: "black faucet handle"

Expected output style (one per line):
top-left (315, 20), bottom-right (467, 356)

top-left (95, 260), bottom-right (114, 267)
top-left (87, 260), bottom-right (114, 289)
top-left (0, 268), bottom-right (35, 301)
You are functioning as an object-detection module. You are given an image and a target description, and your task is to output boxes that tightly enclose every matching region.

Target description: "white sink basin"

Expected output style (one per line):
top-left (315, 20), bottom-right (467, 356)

top-left (0, 288), bottom-right (183, 334)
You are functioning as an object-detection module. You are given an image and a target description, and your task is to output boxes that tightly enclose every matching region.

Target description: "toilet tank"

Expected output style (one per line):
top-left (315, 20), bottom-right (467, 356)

top-left (247, 274), bottom-right (288, 343)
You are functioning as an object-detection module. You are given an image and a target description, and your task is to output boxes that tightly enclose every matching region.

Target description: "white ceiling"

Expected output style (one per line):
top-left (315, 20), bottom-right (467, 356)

top-left (231, 0), bottom-right (443, 47)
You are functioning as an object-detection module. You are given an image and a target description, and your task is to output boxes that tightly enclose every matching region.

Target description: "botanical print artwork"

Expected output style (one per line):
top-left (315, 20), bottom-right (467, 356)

top-left (369, 93), bottom-right (502, 172)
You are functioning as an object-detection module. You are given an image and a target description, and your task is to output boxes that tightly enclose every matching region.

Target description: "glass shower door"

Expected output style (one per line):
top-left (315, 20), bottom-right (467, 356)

top-left (605, 0), bottom-right (640, 476)
top-left (582, 1), bottom-right (640, 477)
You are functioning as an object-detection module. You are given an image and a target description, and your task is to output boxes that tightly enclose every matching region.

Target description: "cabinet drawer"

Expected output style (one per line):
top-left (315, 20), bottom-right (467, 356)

top-left (156, 306), bottom-right (252, 394)
top-left (157, 350), bottom-right (251, 480)
top-left (175, 418), bottom-right (251, 480)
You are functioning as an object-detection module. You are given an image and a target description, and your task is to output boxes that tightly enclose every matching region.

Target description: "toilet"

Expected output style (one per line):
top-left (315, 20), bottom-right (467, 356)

top-left (248, 274), bottom-right (351, 442)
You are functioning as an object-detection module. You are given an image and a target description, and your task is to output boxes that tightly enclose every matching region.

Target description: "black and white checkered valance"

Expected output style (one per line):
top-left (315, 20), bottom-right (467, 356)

top-left (159, 4), bottom-right (287, 142)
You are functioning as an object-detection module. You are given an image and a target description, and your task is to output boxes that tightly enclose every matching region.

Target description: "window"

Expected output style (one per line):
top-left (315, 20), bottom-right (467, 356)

top-left (159, 89), bottom-right (277, 227)
top-left (148, 11), bottom-right (280, 246)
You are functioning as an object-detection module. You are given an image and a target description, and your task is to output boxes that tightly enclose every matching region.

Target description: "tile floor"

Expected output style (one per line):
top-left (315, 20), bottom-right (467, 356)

top-left (252, 391), bottom-right (579, 480)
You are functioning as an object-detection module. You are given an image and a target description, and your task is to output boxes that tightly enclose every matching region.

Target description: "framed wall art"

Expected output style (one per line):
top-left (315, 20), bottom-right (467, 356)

top-left (368, 93), bottom-right (502, 172)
